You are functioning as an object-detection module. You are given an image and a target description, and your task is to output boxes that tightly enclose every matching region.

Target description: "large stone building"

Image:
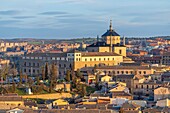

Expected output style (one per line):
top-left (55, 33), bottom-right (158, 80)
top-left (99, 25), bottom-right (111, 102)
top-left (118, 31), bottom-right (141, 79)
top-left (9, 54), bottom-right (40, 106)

top-left (20, 21), bottom-right (126, 77)
top-left (21, 50), bottom-right (123, 76)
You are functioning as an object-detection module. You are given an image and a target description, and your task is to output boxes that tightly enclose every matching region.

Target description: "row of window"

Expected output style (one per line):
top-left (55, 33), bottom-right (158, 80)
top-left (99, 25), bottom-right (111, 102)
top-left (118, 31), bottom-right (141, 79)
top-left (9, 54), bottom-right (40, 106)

top-left (67, 53), bottom-right (81, 56)
top-left (68, 58), bottom-right (74, 61)
top-left (103, 70), bottom-right (147, 75)
top-left (76, 58), bottom-right (81, 61)
top-left (163, 56), bottom-right (170, 58)
top-left (136, 84), bottom-right (159, 89)
top-left (84, 57), bottom-right (115, 61)
top-left (24, 68), bottom-right (39, 74)
top-left (24, 62), bottom-right (40, 67)
top-left (84, 63), bottom-right (114, 67)
top-left (24, 62), bottom-right (72, 68)
top-left (23, 57), bottom-right (66, 61)
top-left (23, 69), bottom-right (65, 75)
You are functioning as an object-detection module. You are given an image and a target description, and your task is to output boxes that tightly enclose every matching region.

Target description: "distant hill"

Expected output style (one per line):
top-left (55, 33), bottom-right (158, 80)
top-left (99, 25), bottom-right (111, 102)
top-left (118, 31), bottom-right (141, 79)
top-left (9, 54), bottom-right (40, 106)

top-left (0, 37), bottom-right (96, 45)
top-left (1, 36), bottom-right (170, 44)
top-left (149, 36), bottom-right (170, 40)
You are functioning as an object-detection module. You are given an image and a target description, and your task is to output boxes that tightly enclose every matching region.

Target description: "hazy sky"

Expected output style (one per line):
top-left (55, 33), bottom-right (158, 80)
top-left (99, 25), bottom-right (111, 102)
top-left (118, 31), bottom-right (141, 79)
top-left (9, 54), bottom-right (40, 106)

top-left (0, 0), bottom-right (170, 39)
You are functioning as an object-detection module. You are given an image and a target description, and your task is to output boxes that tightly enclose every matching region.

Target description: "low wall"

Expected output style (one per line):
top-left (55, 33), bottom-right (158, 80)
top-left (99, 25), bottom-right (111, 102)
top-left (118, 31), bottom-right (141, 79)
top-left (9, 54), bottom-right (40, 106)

top-left (22, 93), bottom-right (72, 99)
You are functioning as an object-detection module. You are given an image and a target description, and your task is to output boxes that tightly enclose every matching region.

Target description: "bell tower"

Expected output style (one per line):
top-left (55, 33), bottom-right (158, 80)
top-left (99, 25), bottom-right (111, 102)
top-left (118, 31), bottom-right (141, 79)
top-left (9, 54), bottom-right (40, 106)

top-left (102, 20), bottom-right (120, 45)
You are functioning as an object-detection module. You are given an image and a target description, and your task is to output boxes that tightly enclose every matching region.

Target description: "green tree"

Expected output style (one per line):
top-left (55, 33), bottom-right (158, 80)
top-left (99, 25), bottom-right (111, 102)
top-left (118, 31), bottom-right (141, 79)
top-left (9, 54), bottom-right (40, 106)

top-left (76, 69), bottom-right (82, 78)
top-left (12, 82), bottom-right (16, 93)
top-left (36, 76), bottom-right (40, 85)
top-left (28, 78), bottom-right (34, 87)
top-left (95, 72), bottom-right (100, 90)
top-left (19, 70), bottom-right (23, 84)
top-left (1, 63), bottom-right (9, 81)
top-left (49, 80), bottom-right (53, 93)
top-left (93, 64), bottom-right (98, 73)
top-left (81, 85), bottom-right (86, 96)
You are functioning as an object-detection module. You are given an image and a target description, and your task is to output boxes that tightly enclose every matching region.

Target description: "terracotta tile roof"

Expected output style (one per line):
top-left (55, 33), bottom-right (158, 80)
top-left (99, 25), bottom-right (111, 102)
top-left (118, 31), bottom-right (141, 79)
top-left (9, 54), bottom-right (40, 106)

top-left (143, 108), bottom-right (161, 113)
top-left (26, 52), bottom-right (67, 57)
top-left (122, 110), bottom-right (141, 113)
top-left (117, 74), bottom-right (135, 79)
top-left (134, 75), bottom-right (145, 80)
top-left (0, 96), bottom-right (22, 101)
top-left (24, 100), bottom-right (37, 107)
top-left (96, 66), bottom-right (151, 70)
top-left (162, 107), bottom-right (170, 112)
top-left (121, 102), bottom-right (140, 109)
top-left (81, 52), bottom-right (121, 57)
top-left (23, 109), bottom-right (112, 113)
top-left (112, 91), bottom-right (132, 97)
top-left (163, 52), bottom-right (170, 56)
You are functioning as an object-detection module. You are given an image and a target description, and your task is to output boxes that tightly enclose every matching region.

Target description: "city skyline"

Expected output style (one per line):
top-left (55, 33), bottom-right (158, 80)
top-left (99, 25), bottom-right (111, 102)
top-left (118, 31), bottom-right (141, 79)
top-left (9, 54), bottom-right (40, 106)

top-left (0, 0), bottom-right (170, 38)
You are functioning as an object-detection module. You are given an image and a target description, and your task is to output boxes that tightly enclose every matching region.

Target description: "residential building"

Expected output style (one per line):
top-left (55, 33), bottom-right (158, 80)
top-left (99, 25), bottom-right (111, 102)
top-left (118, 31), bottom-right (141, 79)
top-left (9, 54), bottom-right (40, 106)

top-left (162, 52), bottom-right (170, 65)
top-left (95, 65), bottom-right (154, 76)
top-left (0, 95), bottom-right (23, 109)
top-left (154, 86), bottom-right (170, 101)
top-left (111, 91), bottom-right (133, 100)
top-left (156, 98), bottom-right (170, 107)
top-left (120, 102), bottom-right (141, 113)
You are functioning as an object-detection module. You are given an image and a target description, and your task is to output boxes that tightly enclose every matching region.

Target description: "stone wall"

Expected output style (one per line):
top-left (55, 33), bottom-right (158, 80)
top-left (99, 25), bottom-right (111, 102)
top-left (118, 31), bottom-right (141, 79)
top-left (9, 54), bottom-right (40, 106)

top-left (22, 93), bottom-right (72, 99)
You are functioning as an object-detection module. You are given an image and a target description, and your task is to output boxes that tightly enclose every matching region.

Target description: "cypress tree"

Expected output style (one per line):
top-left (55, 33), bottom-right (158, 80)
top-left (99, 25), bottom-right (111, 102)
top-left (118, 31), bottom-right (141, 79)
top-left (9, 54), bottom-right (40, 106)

top-left (41, 66), bottom-right (45, 81)
top-left (65, 70), bottom-right (71, 82)
top-left (45, 63), bottom-right (48, 80)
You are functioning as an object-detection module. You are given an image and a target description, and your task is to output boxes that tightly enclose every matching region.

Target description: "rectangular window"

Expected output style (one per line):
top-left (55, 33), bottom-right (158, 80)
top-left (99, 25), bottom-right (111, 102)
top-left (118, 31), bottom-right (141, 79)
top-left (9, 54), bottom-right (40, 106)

top-left (119, 50), bottom-right (122, 54)
top-left (26, 57), bottom-right (30, 59)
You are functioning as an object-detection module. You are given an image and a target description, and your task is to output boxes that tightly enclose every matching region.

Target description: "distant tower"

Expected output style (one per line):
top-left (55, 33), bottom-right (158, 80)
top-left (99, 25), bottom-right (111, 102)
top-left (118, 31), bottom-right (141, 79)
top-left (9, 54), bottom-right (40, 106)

top-left (97, 35), bottom-right (99, 42)
top-left (123, 36), bottom-right (126, 45)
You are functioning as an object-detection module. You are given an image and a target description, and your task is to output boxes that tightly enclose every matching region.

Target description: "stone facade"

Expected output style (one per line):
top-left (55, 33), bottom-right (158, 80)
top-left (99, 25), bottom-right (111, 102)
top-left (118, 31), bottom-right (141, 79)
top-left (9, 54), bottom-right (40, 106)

top-left (20, 51), bottom-right (123, 76)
